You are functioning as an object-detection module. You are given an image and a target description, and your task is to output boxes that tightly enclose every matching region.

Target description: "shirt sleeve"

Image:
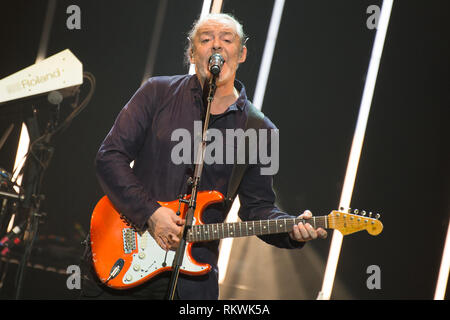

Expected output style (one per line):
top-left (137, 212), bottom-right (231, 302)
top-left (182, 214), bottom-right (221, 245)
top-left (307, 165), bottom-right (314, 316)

top-left (95, 79), bottom-right (161, 231)
top-left (236, 117), bottom-right (305, 249)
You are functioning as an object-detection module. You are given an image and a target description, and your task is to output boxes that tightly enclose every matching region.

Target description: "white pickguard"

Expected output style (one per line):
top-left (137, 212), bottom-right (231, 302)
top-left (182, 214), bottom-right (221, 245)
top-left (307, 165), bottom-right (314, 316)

top-left (121, 226), bottom-right (206, 286)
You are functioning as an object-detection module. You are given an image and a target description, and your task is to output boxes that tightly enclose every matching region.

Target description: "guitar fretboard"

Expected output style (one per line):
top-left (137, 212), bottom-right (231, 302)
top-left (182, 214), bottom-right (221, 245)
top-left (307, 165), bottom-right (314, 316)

top-left (186, 216), bottom-right (328, 242)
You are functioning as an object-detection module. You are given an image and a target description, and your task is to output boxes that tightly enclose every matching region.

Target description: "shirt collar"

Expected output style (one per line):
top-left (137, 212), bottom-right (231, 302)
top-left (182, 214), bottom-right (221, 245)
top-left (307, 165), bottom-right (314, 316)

top-left (233, 79), bottom-right (247, 111)
top-left (189, 74), bottom-right (248, 111)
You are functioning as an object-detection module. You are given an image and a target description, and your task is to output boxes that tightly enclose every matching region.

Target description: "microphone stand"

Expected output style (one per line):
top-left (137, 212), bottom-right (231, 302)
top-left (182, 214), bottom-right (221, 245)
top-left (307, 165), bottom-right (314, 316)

top-left (166, 73), bottom-right (218, 300)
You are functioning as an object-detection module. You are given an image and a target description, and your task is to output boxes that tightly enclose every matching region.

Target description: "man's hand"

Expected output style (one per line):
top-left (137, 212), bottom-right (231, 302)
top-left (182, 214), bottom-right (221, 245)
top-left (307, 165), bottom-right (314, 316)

top-left (147, 207), bottom-right (185, 251)
top-left (289, 210), bottom-right (327, 242)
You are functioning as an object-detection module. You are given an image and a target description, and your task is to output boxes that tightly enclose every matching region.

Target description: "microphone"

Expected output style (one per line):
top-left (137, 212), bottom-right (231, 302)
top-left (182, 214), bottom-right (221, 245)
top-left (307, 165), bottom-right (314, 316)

top-left (48, 90), bottom-right (63, 105)
top-left (208, 53), bottom-right (225, 75)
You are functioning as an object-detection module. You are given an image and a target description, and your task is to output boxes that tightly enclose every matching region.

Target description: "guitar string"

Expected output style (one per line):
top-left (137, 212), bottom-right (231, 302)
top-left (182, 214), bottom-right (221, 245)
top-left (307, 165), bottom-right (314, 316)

top-left (187, 215), bottom-right (381, 241)
top-left (188, 217), bottom-right (330, 241)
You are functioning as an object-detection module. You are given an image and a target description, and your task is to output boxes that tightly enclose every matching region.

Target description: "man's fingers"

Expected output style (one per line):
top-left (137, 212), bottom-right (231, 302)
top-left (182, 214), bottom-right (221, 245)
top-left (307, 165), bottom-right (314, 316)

top-left (291, 223), bottom-right (313, 241)
top-left (305, 223), bottom-right (318, 239)
top-left (170, 210), bottom-right (185, 225)
top-left (300, 210), bottom-right (312, 219)
top-left (317, 228), bottom-right (328, 239)
top-left (291, 224), bottom-right (300, 240)
top-left (158, 233), bottom-right (182, 251)
top-left (173, 215), bottom-right (185, 225)
top-left (157, 235), bottom-right (168, 251)
top-left (292, 210), bottom-right (330, 241)
top-left (298, 223), bottom-right (310, 239)
top-left (168, 233), bottom-right (180, 244)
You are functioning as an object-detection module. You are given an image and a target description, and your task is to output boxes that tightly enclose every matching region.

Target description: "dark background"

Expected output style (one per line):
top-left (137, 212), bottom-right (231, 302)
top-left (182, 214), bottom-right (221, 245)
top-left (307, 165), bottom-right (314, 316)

top-left (0, 0), bottom-right (448, 300)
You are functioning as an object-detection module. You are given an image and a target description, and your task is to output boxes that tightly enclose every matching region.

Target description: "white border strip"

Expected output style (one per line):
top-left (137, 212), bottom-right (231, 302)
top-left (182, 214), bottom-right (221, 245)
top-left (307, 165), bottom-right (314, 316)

top-left (317, 0), bottom-right (394, 300)
top-left (218, 0), bottom-right (286, 284)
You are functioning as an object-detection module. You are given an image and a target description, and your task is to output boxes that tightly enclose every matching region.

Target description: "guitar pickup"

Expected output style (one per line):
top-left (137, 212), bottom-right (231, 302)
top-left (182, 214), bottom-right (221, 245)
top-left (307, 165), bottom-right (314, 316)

top-left (122, 228), bottom-right (136, 254)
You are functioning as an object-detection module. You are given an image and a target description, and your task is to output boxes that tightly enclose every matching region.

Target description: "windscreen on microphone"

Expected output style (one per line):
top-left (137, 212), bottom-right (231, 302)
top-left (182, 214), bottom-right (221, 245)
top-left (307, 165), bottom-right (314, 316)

top-left (48, 90), bottom-right (63, 105)
top-left (208, 53), bottom-right (225, 75)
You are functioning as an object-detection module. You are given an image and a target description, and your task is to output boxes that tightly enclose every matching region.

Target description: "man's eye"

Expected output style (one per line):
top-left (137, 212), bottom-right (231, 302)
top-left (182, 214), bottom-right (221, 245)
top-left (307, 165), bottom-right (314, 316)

top-left (201, 39), bottom-right (210, 43)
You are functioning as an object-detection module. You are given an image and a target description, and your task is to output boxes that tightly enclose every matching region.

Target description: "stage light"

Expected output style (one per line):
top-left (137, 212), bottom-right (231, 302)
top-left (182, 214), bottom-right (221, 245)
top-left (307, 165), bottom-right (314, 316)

top-left (35, 0), bottom-right (56, 64)
top-left (11, 123), bottom-right (29, 192)
top-left (210, 0), bottom-right (223, 15)
top-left (218, 198), bottom-right (241, 283)
top-left (253, 0), bottom-right (285, 110)
top-left (317, 0), bottom-right (394, 300)
top-left (218, 0), bottom-right (286, 284)
top-left (6, 123), bottom-right (30, 233)
top-left (11, 0), bottom-right (55, 198)
top-left (141, 0), bottom-right (168, 85)
top-left (434, 218), bottom-right (450, 300)
top-left (189, 0), bottom-right (213, 75)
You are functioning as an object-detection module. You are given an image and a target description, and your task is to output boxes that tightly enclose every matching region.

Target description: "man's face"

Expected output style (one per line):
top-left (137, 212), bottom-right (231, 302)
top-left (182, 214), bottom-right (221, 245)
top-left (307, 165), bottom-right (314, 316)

top-left (190, 18), bottom-right (247, 86)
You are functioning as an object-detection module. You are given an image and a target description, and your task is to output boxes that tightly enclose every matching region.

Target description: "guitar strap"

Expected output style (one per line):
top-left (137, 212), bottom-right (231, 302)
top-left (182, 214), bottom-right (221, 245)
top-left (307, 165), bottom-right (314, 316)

top-left (224, 102), bottom-right (266, 212)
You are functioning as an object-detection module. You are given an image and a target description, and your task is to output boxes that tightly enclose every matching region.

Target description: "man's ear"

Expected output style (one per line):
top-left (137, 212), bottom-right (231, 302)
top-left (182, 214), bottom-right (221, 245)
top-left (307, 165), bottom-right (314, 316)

top-left (238, 45), bottom-right (247, 63)
top-left (189, 48), bottom-right (195, 64)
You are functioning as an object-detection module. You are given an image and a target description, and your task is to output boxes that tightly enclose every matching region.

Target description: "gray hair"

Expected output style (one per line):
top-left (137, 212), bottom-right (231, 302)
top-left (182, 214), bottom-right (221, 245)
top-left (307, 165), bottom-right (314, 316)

top-left (184, 13), bottom-right (248, 66)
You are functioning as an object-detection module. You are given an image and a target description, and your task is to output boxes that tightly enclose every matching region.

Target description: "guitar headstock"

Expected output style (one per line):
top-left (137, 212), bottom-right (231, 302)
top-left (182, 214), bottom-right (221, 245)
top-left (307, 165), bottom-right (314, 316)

top-left (328, 209), bottom-right (383, 236)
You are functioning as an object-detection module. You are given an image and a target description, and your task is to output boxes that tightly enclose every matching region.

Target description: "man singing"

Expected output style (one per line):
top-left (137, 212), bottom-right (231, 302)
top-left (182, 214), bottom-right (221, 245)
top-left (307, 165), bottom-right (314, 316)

top-left (83, 13), bottom-right (327, 300)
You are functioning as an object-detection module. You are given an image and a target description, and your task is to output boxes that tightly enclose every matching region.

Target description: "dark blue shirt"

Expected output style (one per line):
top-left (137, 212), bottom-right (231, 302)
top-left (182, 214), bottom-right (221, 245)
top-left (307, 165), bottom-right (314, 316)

top-left (95, 74), bottom-right (303, 299)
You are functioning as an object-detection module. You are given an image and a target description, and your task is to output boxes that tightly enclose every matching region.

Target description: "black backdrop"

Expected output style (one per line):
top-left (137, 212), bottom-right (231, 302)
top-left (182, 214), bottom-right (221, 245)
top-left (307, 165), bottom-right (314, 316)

top-left (0, 0), bottom-right (448, 299)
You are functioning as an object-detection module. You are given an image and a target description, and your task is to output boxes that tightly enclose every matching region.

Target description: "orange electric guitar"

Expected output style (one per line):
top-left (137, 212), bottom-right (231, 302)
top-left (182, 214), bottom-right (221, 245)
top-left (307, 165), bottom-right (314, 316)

top-left (89, 190), bottom-right (383, 289)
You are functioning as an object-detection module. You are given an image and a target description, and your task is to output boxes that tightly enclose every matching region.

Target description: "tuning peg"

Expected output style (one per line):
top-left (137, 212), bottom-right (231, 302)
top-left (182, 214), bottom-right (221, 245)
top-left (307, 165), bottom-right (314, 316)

top-left (369, 212), bottom-right (373, 218)
top-left (347, 208), bottom-right (352, 213)
top-left (353, 209), bottom-right (359, 214)
top-left (361, 210), bottom-right (366, 216)
top-left (375, 213), bottom-right (380, 220)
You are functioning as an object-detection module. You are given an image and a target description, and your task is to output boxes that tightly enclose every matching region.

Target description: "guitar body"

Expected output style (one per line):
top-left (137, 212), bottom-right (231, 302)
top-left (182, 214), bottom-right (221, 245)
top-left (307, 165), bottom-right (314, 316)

top-left (89, 190), bottom-right (224, 290)
top-left (90, 189), bottom-right (383, 290)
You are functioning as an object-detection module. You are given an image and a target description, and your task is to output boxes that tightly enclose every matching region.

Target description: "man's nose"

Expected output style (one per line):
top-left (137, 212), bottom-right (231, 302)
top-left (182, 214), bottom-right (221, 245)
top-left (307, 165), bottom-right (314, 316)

top-left (212, 38), bottom-right (222, 51)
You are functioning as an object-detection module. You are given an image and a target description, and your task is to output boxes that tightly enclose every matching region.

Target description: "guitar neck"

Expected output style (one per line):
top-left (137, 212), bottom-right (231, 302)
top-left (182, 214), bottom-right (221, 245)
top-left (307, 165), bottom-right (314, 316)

top-left (186, 216), bottom-right (329, 242)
